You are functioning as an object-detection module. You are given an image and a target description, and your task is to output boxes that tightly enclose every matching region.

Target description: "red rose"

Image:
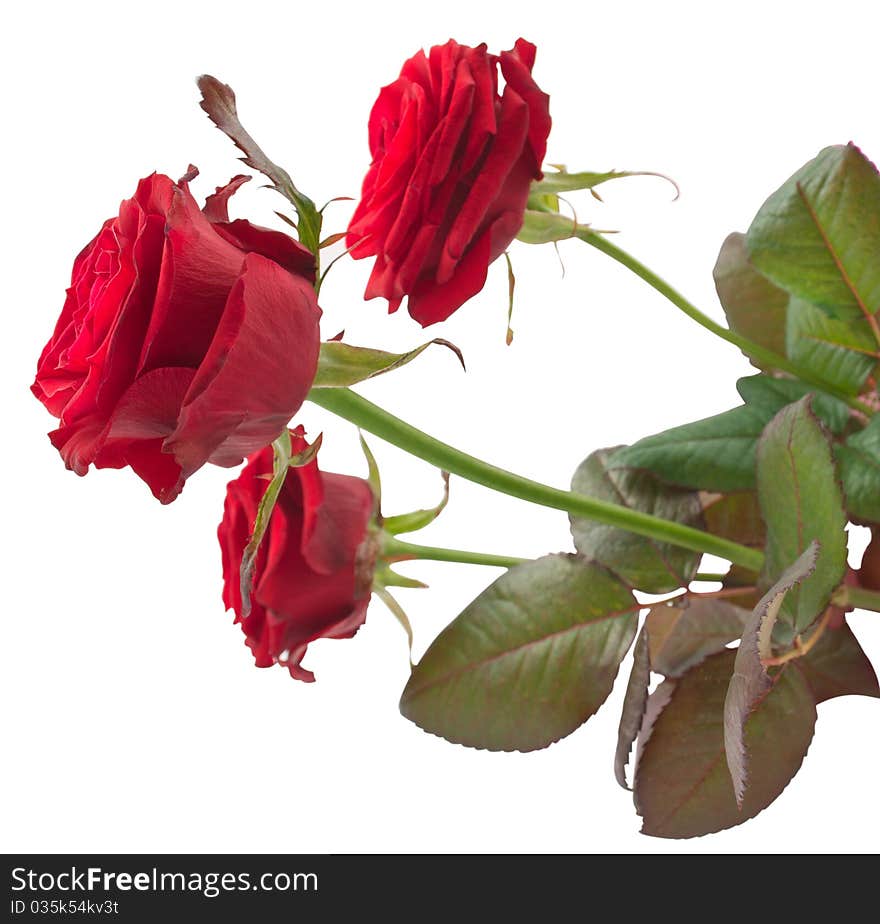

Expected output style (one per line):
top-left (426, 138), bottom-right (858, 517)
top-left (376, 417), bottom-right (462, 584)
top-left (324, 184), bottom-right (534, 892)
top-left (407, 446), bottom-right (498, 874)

top-left (32, 171), bottom-right (320, 503)
top-left (218, 429), bottom-right (377, 681)
top-left (347, 38), bottom-right (551, 327)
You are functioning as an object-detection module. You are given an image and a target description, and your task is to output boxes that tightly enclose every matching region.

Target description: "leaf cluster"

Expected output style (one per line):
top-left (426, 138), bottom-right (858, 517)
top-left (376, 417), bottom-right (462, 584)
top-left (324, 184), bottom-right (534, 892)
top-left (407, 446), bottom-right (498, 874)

top-left (401, 144), bottom-right (880, 837)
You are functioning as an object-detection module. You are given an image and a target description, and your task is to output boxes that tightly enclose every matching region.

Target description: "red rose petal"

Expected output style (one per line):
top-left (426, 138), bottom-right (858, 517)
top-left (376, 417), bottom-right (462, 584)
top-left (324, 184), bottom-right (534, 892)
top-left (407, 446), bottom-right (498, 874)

top-left (438, 85), bottom-right (529, 280)
top-left (104, 438), bottom-right (185, 504)
top-left (460, 50), bottom-right (497, 171)
top-left (167, 253), bottom-right (320, 477)
top-left (499, 39), bottom-right (551, 173)
top-left (138, 183), bottom-right (246, 373)
top-left (301, 472), bottom-right (375, 575)
top-left (202, 174), bottom-right (251, 222)
top-left (407, 228), bottom-right (492, 326)
top-left (106, 366), bottom-right (196, 440)
top-left (213, 218), bottom-right (316, 282)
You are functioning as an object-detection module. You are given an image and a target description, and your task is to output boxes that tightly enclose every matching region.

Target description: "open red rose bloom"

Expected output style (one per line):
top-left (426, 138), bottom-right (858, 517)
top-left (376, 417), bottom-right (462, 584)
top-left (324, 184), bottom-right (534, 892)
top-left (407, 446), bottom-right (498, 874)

top-left (32, 171), bottom-right (321, 503)
top-left (347, 38), bottom-right (551, 326)
top-left (218, 429), bottom-right (377, 681)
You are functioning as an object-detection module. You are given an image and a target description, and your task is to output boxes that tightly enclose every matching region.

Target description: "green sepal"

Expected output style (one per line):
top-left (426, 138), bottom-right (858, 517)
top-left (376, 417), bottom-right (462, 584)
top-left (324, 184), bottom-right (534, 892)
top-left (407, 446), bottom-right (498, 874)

top-left (374, 587), bottom-right (414, 660)
top-left (359, 433), bottom-right (382, 508)
top-left (516, 209), bottom-right (580, 244)
top-left (383, 473), bottom-right (450, 536)
top-left (373, 564), bottom-right (428, 591)
top-left (313, 339), bottom-right (465, 388)
top-left (530, 167), bottom-right (678, 199)
top-left (239, 430), bottom-right (321, 617)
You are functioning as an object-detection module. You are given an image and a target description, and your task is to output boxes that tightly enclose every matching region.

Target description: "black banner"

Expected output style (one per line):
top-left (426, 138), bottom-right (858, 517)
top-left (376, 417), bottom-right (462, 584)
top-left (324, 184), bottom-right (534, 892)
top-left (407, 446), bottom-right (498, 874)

top-left (4, 852), bottom-right (824, 919)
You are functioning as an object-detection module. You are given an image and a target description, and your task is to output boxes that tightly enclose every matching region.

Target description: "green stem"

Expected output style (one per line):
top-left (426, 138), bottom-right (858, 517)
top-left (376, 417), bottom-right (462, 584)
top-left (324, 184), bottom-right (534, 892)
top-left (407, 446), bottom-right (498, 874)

top-left (692, 572), bottom-right (730, 583)
top-left (383, 535), bottom-right (526, 570)
top-left (308, 387), bottom-right (765, 572)
top-left (577, 229), bottom-right (874, 417)
top-left (835, 584), bottom-right (880, 613)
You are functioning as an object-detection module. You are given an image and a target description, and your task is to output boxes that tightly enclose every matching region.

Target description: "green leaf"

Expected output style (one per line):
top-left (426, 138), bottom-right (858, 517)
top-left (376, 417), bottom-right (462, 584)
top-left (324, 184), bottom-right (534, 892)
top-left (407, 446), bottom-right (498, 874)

top-left (646, 599), bottom-right (749, 678)
top-left (793, 622), bottom-right (879, 702)
top-left (399, 555), bottom-right (639, 752)
top-left (614, 627), bottom-right (651, 790)
top-left (786, 298), bottom-right (876, 395)
top-left (313, 339), bottom-right (465, 388)
top-left (612, 376), bottom-right (851, 493)
top-left (746, 143), bottom-right (880, 325)
top-left (714, 231), bottom-right (876, 393)
top-left (383, 472), bottom-right (450, 536)
top-left (196, 75), bottom-right (323, 254)
top-left (570, 448), bottom-right (703, 593)
top-left (611, 405), bottom-right (767, 492)
top-left (634, 649), bottom-right (816, 839)
top-left (757, 398), bottom-right (847, 631)
top-left (736, 374), bottom-right (850, 434)
top-left (836, 416), bottom-right (880, 522)
top-left (713, 231), bottom-right (789, 367)
top-left (724, 543), bottom-right (818, 806)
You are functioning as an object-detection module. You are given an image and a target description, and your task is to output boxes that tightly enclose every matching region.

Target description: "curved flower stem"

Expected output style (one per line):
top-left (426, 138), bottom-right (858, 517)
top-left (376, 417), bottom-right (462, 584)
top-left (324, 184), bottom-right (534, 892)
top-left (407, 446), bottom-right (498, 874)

top-left (577, 229), bottom-right (875, 417)
top-left (383, 543), bottom-right (751, 587)
top-left (307, 386), bottom-right (765, 572)
top-left (833, 584), bottom-right (880, 613)
top-left (383, 535), bottom-right (527, 570)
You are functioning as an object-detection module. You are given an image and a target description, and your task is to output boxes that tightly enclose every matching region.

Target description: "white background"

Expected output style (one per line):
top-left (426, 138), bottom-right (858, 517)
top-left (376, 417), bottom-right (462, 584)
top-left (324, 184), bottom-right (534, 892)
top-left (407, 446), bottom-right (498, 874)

top-left (3, 0), bottom-right (878, 854)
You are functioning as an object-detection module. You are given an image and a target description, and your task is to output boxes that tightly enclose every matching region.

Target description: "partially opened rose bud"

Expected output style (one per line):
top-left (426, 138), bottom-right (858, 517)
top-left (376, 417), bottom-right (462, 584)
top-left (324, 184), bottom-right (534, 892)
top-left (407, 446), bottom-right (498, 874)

top-left (347, 38), bottom-right (551, 327)
top-left (218, 428), bottom-right (378, 682)
top-left (32, 171), bottom-right (320, 503)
